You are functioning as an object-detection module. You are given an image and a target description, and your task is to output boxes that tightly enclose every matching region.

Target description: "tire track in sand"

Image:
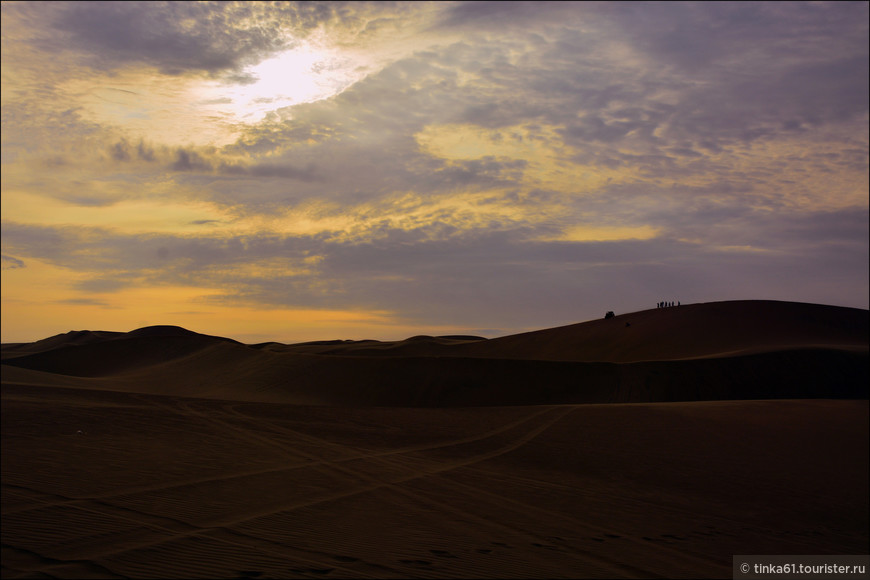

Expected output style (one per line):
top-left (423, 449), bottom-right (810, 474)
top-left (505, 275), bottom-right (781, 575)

top-left (218, 403), bottom-right (654, 579)
top-left (3, 398), bottom-right (576, 578)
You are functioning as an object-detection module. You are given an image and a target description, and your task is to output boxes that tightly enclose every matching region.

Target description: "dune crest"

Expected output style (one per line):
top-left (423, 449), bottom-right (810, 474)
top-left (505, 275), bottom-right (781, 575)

top-left (2, 300), bottom-right (866, 406)
top-left (2, 300), bottom-right (867, 579)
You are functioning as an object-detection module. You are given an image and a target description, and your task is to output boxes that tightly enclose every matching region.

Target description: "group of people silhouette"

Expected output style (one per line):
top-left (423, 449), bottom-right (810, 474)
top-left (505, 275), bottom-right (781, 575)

top-left (657, 301), bottom-right (679, 308)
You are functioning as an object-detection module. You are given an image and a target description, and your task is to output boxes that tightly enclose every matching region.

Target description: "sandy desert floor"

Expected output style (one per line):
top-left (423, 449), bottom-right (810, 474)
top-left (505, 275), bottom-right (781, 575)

top-left (2, 383), bottom-right (867, 579)
top-left (3, 301), bottom-right (867, 578)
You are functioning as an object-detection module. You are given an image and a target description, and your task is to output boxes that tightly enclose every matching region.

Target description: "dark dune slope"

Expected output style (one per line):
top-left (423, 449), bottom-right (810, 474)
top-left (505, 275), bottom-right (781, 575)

top-left (1, 326), bottom-right (240, 377)
top-left (2, 301), bottom-right (867, 406)
top-left (444, 300), bottom-right (869, 363)
top-left (0, 330), bottom-right (124, 360)
top-left (264, 300), bottom-right (867, 363)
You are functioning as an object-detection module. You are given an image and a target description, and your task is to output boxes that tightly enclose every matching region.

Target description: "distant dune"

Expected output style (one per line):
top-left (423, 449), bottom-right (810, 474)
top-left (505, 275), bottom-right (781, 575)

top-left (2, 300), bottom-right (867, 406)
top-left (2, 300), bottom-right (867, 578)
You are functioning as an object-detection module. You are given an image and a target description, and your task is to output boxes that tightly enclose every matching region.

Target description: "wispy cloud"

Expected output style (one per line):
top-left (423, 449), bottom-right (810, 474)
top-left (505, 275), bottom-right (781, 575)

top-left (2, 1), bottom-right (867, 342)
top-left (1, 255), bottom-right (26, 270)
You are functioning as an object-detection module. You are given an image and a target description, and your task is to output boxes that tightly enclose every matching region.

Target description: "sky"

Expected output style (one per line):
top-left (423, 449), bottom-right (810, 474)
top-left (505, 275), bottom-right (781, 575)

top-left (1, 1), bottom-right (868, 344)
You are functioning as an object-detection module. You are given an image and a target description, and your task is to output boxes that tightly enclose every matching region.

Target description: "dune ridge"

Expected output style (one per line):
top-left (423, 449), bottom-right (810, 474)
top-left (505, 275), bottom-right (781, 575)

top-left (2, 300), bottom-right (867, 406)
top-left (2, 300), bottom-right (867, 578)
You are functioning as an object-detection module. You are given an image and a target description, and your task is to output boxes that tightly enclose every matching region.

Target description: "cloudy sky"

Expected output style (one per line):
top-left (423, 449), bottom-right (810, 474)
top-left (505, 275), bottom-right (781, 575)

top-left (2, 1), bottom-right (868, 344)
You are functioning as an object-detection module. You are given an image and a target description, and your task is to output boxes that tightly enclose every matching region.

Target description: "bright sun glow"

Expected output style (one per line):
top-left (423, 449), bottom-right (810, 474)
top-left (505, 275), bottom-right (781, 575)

top-left (62, 39), bottom-right (371, 147)
top-left (199, 41), bottom-right (365, 122)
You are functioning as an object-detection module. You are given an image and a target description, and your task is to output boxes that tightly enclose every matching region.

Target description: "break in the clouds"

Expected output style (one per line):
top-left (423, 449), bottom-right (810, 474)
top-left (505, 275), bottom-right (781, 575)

top-left (1, 1), bottom-right (868, 343)
top-left (29, 1), bottom-right (365, 75)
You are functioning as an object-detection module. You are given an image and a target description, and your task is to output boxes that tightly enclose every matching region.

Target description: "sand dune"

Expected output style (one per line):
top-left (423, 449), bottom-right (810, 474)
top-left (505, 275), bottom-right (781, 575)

top-left (259, 300), bottom-right (867, 362)
top-left (2, 300), bottom-right (867, 578)
top-left (2, 300), bottom-right (867, 406)
top-left (429, 300), bottom-right (868, 363)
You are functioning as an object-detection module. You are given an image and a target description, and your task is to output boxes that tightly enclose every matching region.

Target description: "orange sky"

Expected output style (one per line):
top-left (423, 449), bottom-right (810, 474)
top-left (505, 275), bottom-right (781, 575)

top-left (2, 1), bottom-right (868, 343)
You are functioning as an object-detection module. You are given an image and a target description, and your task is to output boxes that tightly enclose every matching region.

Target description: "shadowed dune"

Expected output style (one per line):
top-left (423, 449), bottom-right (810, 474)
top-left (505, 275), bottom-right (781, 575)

top-left (0, 330), bottom-right (126, 359)
top-left (456, 300), bottom-right (868, 362)
top-left (2, 301), bottom-right (867, 406)
top-left (2, 300), bottom-right (867, 578)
